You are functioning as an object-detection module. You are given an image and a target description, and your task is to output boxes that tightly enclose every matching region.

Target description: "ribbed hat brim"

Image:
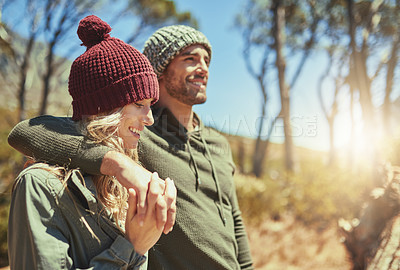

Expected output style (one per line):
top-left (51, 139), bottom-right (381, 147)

top-left (72, 72), bottom-right (159, 120)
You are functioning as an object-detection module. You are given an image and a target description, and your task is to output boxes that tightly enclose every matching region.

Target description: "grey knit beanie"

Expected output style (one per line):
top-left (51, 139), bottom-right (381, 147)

top-left (143, 25), bottom-right (212, 77)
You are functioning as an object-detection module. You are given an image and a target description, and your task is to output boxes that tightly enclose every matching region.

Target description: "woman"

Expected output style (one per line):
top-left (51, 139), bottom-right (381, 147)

top-left (7, 15), bottom-right (174, 270)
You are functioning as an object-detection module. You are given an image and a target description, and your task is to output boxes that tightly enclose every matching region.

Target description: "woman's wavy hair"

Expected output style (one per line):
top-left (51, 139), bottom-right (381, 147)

top-left (78, 107), bottom-right (136, 228)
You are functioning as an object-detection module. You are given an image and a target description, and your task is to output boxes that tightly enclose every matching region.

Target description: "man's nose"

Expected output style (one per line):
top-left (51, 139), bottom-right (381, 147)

top-left (196, 58), bottom-right (209, 74)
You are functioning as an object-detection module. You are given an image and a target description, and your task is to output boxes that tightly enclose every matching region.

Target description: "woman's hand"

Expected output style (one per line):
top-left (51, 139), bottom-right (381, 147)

top-left (125, 172), bottom-right (176, 255)
top-left (101, 151), bottom-right (177, 232)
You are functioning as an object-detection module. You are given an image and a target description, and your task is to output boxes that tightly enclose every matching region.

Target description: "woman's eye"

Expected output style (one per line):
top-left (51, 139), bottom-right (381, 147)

top-left (134, 102), bottom-right (144, 108)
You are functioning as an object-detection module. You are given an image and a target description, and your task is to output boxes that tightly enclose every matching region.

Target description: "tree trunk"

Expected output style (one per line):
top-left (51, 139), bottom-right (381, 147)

top-left (347, 0), bottom-right (381, 184)
top-left (367, 215), bottom-right (400, 269)
top-left (339, 165), bottom-right (400, 270)
top-left (252, 79), bottom-right (268, 177)
top-left (273, 0), bottom-right (294, 172)
top-left (348, 84), bottom-right (355, 169)
top-left (252, 138), bottom-right (269, 178)
top-left (383, 34), bottom-right (399, 138)
top-left (40, 0), bottom-right (70, 115)
top-left (237, 138), bottom-right (245, 174)
top-left (39, 41), bottom-right (54, 115)
top-left (18, 34), bottom-right (35, 121)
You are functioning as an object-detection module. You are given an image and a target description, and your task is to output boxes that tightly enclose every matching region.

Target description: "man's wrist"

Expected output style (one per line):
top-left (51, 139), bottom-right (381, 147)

top-left (100, 151), bottom-right (126, 176)
top-left (100, 151), bottom-right (152, 188)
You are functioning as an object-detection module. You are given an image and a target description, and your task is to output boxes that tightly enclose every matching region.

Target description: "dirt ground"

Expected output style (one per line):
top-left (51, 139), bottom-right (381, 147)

top-left (246, 215), bottom-right (352, 269)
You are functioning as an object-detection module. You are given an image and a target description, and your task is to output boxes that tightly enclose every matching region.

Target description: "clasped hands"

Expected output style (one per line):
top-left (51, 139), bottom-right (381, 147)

top-left (100, 151), bottom-right (177, 254)
top-left (125, 172), bottom-right (176, 255)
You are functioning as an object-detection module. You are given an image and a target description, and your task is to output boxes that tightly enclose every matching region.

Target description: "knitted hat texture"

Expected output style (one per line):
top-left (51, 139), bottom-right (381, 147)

top-left (69, 15), bottom-right (159, 120)
top-left (143, 25), bottom-right (212, 77)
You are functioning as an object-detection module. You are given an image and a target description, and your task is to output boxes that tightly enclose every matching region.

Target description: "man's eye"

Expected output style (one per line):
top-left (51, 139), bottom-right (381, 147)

top-left (134, 102), bottom-right (144, 108)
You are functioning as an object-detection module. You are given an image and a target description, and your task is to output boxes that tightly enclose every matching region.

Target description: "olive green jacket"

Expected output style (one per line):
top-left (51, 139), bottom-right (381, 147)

top-left (8, 165), bottom-right (146, 270)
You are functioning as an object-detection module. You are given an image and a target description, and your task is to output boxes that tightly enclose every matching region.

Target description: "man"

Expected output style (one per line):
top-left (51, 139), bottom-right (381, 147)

top-left (8, 25), bottom-right (254, 269)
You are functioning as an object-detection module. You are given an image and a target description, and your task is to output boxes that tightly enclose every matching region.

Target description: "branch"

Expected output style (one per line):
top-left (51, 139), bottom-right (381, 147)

top-left (361, 0), bottom-right (384, 56)
top-left (289, 7), bottom-right (321, 89)
top-left (242, 28), bottom-right (258, 78)
top-left (317, 49), bottom-right (334, 120)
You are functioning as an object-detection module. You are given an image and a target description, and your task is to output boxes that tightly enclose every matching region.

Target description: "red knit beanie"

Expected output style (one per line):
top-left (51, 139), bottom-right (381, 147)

top-left (69, 15), bottom-right (159, 121)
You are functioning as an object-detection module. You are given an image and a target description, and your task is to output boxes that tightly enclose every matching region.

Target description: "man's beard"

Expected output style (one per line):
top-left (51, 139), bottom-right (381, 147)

top-left (164, 70), bottom-right (207, 106)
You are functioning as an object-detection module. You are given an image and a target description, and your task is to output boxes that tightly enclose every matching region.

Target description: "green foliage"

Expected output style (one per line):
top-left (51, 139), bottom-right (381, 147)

top-left (129, 0), bottom-right (198, 27)
top-left (235, 173), bottom-right (287, 224)
top-left (286, 160), bottom-right (370, 227)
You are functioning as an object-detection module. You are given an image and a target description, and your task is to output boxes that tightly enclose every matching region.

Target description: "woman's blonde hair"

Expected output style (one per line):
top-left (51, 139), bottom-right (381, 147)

top-left (78, 107), bottom-right (136, 229)
top-left (20, 108), bottom-right (135, 234)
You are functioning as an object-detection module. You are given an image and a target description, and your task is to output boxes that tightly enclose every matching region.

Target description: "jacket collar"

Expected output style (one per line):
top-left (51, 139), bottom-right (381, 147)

top-left (67, 170), bottom-right (99, 213)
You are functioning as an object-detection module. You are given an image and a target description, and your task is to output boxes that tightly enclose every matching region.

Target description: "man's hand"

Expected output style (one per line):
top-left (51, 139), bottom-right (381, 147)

top-left (125, 172), bottom-right (177, 254)
top-left (150, 173), bottom-right (177, 234)
top-left (100, 151), bottom-right (176, 233)
top-left (162, 176), bottom-right (176, 234)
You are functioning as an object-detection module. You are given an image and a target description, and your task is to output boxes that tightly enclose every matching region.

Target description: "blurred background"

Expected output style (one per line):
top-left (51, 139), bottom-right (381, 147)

top-left (1, 0), bottom-right (400, 269)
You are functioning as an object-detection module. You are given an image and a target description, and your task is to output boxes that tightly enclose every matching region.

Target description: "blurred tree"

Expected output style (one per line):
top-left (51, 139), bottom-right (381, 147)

top-left (0, 7), bottom-right (15, 60)
top-left (237, 0), bottom-right (400, 173)
top-left (318, 0), bottom-right (400, 171)
top-left (17, 0), bottom-right (41, 121)
top-left (379, 1), bottom-right (400, 139)
top-left (39, 0), bottom-right (99, 115)
top-left (124, 0), bottom-right (197, 44)
top-left (317, 47), bottom-right (341, 167)
top-left (339, 165), bottom-right (400, 270)
top-left (235, 0), bottom-right (323, 176)
top-left (347, 0), bottom-right (383, 170)
top-left (235, 0), bottom-right (272, 177)
top-left (273, 0), bottom-right (295, 172)
top-left (316, 2), bottom-right (350, 167)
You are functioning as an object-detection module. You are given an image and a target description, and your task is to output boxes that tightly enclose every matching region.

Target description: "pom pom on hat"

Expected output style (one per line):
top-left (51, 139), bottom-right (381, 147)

top-left (69, 15), bottom-right (159, 121)
top-left (77, 15), bottom-right (112, 48)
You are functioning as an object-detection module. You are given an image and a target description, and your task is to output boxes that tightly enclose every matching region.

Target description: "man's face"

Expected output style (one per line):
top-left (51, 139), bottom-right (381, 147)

top-left (160, 44), bottom-right (210, 106)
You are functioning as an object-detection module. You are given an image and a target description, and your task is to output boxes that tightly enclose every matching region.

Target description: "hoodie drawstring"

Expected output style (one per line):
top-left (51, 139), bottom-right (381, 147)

top-left (200, 134), bottom-right (227, 226)
top-left (186, 131), bottom-right (227, 226)
top-left (187, 136), bottom-right (201, 190)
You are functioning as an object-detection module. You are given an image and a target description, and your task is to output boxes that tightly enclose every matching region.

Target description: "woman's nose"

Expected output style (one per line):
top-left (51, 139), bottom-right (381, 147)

top-left (143, 108), bottom-right (154, 126)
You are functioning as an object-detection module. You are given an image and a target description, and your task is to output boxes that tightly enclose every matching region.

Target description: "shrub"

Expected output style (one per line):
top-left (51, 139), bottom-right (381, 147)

top-left (235, 156), bottom-right (372, 228)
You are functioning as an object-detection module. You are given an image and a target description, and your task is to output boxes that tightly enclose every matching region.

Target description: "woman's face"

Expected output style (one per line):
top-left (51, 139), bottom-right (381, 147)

top-left (118, 98), bottom-right (154, 149)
